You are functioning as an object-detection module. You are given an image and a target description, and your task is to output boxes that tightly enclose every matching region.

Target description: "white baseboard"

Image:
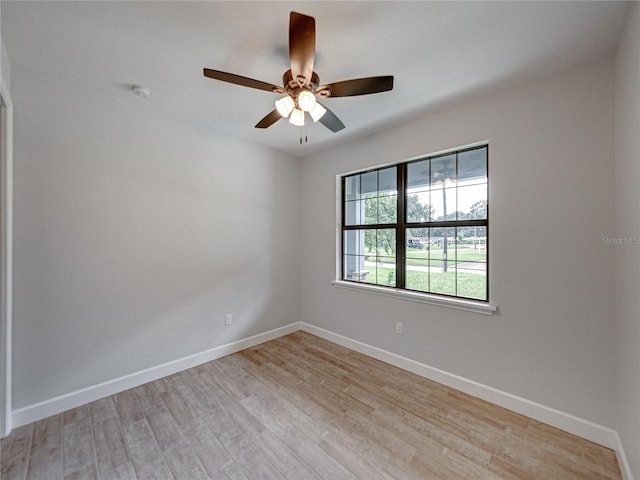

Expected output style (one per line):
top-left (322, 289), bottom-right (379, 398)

top-left (11, 322), bottom-right (301, 429)
top-left (614, 431), bottom-right (635, 480)
top-left (300, 322), bottom-right (633, 479)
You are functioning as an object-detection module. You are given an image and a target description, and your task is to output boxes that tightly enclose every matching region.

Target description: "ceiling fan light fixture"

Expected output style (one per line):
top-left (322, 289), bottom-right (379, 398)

top-left (297, 90), bottom-right (317, 112)
top-left (289, 108), bottom-right (305, 126)
top-left (309, 102), bottom-right (326, 122)
top-left (275, 95), bottom-right (295, 117)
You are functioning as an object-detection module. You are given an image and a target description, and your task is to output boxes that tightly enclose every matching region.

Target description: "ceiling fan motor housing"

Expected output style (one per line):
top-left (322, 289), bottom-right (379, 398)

top-left (283, 70), bottom-right (319, 92)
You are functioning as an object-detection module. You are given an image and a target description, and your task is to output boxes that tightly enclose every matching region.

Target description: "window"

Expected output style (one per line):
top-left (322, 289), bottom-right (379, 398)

top-left (341, 145), bottom-right (488, 301)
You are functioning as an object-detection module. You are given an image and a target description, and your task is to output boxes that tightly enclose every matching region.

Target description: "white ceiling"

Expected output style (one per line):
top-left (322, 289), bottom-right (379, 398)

top-left (1, 1), bottom-right (630, 157)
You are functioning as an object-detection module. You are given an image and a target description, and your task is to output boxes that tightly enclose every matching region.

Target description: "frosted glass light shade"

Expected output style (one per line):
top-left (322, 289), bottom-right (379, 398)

top-left (297, 90), bottom-right (317, 112)
top-left (289, 108), bottom-right (305, 126)
top-left (275, 96), bottom-right (295, 117)
top-left (309, 102), bottom-right (327, 122)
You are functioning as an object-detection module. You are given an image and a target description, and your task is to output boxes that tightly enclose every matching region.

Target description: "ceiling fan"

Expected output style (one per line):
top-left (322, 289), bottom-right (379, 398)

top-left (203, 11), bottom-right (394, 136)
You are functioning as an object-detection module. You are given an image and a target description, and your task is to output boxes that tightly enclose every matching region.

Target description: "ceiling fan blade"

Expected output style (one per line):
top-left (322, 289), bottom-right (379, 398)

top-left (255, 109), bottom-right (282, 129)
top-left (319, 76), bottom-right (394, 98)
top-left (289, 12), bottom-right (315, 85)
top-left (203, 68), bottom-right (281, 93)
top-left (318, 103), bottom-right (345, 132)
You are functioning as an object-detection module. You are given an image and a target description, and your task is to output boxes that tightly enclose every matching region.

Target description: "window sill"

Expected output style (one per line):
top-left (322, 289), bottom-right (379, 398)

top-left (331, 280), bottom-right (497, 315)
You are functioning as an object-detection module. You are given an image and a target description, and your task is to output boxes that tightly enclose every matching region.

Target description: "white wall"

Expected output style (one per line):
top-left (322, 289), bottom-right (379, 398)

top-left (614, 2), bottom-right (640, 477)
top-left (11, 66), bottom-right (301, 409)
top-left (1, 40), bottom-right (11, 93)
top-left (1, 33), bottom-right (14, 436)
top-left (301, 57), bottom-right (616, 428)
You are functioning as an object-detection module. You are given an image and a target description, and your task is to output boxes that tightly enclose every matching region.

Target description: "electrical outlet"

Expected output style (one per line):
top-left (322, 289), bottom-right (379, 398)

top-left (225, 314), bottom-right (233, 326)
top-left (395, 322), bottom-right (403, 335)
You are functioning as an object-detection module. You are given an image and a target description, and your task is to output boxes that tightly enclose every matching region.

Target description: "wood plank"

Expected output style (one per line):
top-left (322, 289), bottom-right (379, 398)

top-left (62, 405), bottom-right (96, 477)
top-left (64, 463), bottom-right (97, 480)
top-left (98, 462), bottom-right (137, 480)
top-left (269, 425), bottom-right (356, 480)
top-left (88, 397), bottom-right (118, 423)
top-left (141, 403), bottom-right (187, 452)
top-left (252, 429), bottom-right (322, 480)
top-left (132, 384), bottom-right (164, 412)
top-left (180, 417), bottom-right (235, 479)
top-left (163, 445), bottom-right (209, 480)
top-left (93, 417), bottom-right (130, 474)
top-left (26, 414), bottom-right (63, 480)
top-left (0, 423), bottom-right (34, 480)
top-left (156, 382), bottom-right (195, 427)
top-left (113, 390), bottom-right (144, 425)
top-left (317, 431), bottom-right (395, 480)
top-left (138, 459), bottom-right (173, 480)
top-left (120, 419), bottom-right (165, 479)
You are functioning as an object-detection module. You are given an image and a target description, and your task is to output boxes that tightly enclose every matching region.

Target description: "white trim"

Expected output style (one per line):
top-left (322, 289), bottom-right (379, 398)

top-left (332, 280), bottom-right (497, 315)
top-left (335, 174), bottom-right (342, 280)
top-left (614, 431), bottom-right (635, 480)
top-left (0, 70), bottom-right (13, 438)
top-left (300, 322), bottom-right (621, 451)
top-left (11, 322), bottom-right (301, 429)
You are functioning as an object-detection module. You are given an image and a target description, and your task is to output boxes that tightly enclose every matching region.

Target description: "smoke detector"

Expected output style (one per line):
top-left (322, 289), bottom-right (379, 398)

top-left (131, 85), bottom-right (151, 98)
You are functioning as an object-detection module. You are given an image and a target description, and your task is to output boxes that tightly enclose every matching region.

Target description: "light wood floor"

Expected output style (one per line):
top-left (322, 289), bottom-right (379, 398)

top-left (1, 331), bottom-right (621, 479)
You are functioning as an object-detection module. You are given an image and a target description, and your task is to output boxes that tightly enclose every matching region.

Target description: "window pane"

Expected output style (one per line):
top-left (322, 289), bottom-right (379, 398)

top-left (456, 268), bottom-right (487, 300)
top-left (364, 229), bottom-right (376, 257)
top-left (365, 229), bottom-right (396, 286)
top-left (363, 193), bottom-right (397, 225)
top-left (428, 226), bottom-right (456, 296)
top-left (458, 147), bottom-right (487, 185)
top-left (344, 228), bottom-right (396, 287)
top-left (406, 227), bottom-right (459, 295)
top-left (343, 229), bottom-right (367, 282)
top-left (455, 226), bottom-right (487, 264)
top-left (343, 229), bottom-right (362, 255)
top-left (345, 175), bottom-right (360, 201)
top-left (360, 171), bottom-right (378, 196)
top-left (406, 228), bottom-right (428, 252)
top-left (407, 160), bottom-right (429, 189)
top-left (364, 196), bottom-right (378, 224)
top-left (378, 194), bottom-right (397, 223)
top-left (375, 256), bottom-right (396, 286)
top-left (462, 226), bottom-right (487, 257)
top-left (345, 199), bottom-right (363, 226)
top-left (379, 167), bottom-right (397, 193)
top-left (431, 154), bottom-right (456, 186)
top-left (458, 184), bottom-right (487, 220)
top-left (431, 186), bottom-right (457, 221)
top-left (406, 191), bottom-right (433, 223)
top-left (406, 269), bottom-right (428, 291)
top-left (345, 169), bottom-right (397, 227)
top-left (429, 270), bottom-right (457, 296)
top-left (407, 227), bottom-right (428, 241)
top-left (371, 229), bottom-right (396, 257)
top-left (344, 254), bottom-right (365, 281)
top-left (456, 226), bottom-right (487, 299)
top-left (405, 228), bottom-right (429, 291)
